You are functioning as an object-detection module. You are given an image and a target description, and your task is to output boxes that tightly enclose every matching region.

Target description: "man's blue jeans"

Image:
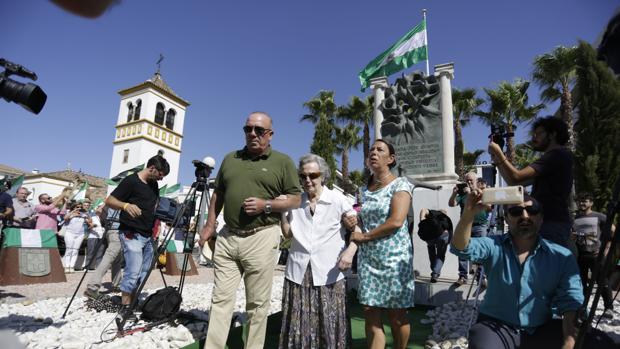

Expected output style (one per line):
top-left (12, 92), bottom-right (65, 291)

top-left (118, 230), bottom-right (154, 294)
top-left (458, 224), bottom-right (488, 278)
top-left (427, 233), bottom-right (450, 277)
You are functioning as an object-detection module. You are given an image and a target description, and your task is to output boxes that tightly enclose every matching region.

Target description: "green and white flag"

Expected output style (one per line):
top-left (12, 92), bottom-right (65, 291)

top-left (166, 239), bottom-right (191, 253)
top-left (159, 184), bottom-right (168, 196)
top-left (2, 228), bottom-right (58, 248)
top-left (164, 183), bottom-right (181, 198)
top-left (108, 163), bottom-right (145, 185)
top-left (5, 174), bottom-right (25, 197)
top-left (358, 20), bottom-right (428, 90)
top-left (72, 182), bottom-right (89, 201)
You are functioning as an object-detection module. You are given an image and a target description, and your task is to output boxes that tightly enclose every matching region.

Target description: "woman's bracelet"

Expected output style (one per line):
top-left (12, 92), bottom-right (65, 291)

top-left (122, 203), bottom-right (129, 211)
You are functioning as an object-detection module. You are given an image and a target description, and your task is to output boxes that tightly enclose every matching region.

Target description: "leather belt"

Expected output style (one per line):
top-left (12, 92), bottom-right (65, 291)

top-left (227, 224), bottom-right (277, 237)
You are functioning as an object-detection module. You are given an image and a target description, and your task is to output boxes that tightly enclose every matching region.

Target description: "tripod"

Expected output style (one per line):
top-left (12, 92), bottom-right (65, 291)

top-left (115, 170), bottom-right (212, 334)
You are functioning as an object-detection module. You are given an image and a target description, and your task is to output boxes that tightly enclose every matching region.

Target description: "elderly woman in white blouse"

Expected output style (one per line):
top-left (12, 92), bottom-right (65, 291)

top-left (278, 153), bottom-right (358, 349)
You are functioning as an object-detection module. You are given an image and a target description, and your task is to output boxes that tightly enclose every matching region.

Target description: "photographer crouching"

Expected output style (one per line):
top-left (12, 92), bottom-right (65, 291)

top-left (450, 189), bottom-right (583, 349)
top-left (104, 155), bottom-right (169, 325)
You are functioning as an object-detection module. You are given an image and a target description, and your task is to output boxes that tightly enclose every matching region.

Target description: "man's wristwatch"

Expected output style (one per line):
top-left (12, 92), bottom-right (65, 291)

top-left (264, 200), bottom-right (272, 214)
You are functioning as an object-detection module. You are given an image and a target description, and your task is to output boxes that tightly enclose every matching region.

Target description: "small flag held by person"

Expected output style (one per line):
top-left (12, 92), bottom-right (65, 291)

top-left (358, 19), bottom-right (428, 90)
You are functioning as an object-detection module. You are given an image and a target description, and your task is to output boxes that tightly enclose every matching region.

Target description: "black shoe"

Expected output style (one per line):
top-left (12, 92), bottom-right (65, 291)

top-left (430, 275), bottom-right (438, 283)
top-left (455, 276), bottom-right (467, 286)
top-left (115, 306), bottom-right (136, 331)
top-left (601, 308), bottom-right (614, 319)
top-left (84, 288), bottom-right (104, 300)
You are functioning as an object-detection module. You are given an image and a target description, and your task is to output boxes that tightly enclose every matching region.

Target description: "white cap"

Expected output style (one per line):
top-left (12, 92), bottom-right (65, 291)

top-left (202, 156), bottom-right (216, 168)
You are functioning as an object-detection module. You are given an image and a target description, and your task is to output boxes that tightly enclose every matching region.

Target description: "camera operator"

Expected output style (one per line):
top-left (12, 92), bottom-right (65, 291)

top-left (34, 193), bottom-right (67, 233)
top-left (449, 172), bottom-right (491, 286)
top-left (62, 201), bottom-right (93, 273)
top-left (451, 190), bottom-right (583, 349)
top-left (11, 187), bottom-right (36, 229)
top-left (489, 116), bottom-right (574, 252)
top-left (104, 155), bottom-right (169, 323)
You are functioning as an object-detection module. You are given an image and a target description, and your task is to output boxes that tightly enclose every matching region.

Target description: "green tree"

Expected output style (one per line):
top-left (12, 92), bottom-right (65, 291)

top-left (348, 169), bottom-right (365, 189)
top-left (337, 95), bottom-right (374, 164)
top-left (302, 90), bottom-right (338, 188)
top-left (334, 123), bottom-right (362, 194)
top-left (476, 79), bottom-right (544, 162)
top-left (573, 41), bottom-right (620, 209)
top-left (452, 88), bottom-right (483, 178)
top-left (532, 46), bottom-right (578, 150)
top-left (462, 149), bottom-right (485, 174)
top-left (513, 143), bottom-right (539, 170)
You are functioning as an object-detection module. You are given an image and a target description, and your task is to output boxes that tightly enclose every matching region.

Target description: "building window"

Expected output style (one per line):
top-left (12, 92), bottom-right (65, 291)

top-left (126, 102), bottom-right (134, 122)
top-left (155, 102), bottom-right (165, 125)
top-left (134, 99), bottom-right (142, 120)
top-left (165, 109), bottom-right (176, 130)
top-left (123, 149), bottom-right (129, 164)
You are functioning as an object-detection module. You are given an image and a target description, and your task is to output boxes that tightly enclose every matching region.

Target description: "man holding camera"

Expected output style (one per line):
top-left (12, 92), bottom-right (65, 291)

top-left (199, 112), bottom-right (301, 349)
top-left (451, 190), bottom-right (583, 349)
top-left (449, 172), bottom-right (491, 286)
top-left (104, 155), bottom-right (169, 323)
top-left (34, 193), bottom-right (66, 233)
top-left (489, 116), bottom-right (574, 250)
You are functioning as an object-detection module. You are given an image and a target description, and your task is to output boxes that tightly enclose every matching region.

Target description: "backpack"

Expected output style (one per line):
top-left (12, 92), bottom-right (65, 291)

top-left (140, 286), bottom-right (182, 321)
top-left (418, 210), bottom-right (453, 242)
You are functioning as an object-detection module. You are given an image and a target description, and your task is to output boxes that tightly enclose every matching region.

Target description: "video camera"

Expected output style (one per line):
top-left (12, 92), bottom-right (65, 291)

top-left (0, 58), bottom-right (47, 114)
top-left (489, 123), bottom-right (514, 150)
top-left (155, 197), bottom-right (191, 228)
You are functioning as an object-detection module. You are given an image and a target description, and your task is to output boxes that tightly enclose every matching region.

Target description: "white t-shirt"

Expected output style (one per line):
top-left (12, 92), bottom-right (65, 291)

top-left (284, 188), bottom-right (354, 286)
top-left (87, 214), bottom-right (104, 239)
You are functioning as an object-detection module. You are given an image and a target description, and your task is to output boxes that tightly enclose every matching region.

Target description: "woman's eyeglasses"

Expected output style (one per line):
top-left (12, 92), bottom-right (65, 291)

top-left (299, 172), bottom-right (321, 181)
top-left (507, 205), bottom-right (542, 217)
top-left (243, 126), bottom-right (271, 137)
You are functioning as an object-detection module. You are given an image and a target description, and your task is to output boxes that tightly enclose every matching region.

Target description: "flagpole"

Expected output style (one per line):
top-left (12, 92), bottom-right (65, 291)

top-left (423, 8), bottom-right (430, 76)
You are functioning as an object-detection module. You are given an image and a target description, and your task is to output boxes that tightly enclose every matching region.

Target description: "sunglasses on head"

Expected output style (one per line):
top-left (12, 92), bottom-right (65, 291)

top-left (507, 204), bottom-right (542, 217)
top-left (243, 125), bottom-right (271, 137)
top-left (299, 172), bottom-right (321, 181)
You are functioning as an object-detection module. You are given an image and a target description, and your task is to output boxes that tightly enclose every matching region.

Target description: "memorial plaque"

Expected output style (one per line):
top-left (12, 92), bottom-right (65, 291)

top-left (19, 248), bottom-right (51, 277)
top-left (379, 71), bottom-right (444, 176)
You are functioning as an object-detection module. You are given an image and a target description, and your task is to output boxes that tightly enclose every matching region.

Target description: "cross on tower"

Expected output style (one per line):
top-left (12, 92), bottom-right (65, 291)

top-left (156, 54), bottom-right (164, 74)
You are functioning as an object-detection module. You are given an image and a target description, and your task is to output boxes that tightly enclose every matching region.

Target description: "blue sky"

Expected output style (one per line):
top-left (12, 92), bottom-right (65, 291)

top-left (1, 0), bottom-right (616, 185)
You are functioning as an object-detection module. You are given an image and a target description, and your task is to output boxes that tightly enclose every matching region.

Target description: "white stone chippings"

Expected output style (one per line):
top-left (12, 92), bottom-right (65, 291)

top-left (422, 300), bottom-right (478, 349)
top-left (0, 276), bottom-right (284, 348)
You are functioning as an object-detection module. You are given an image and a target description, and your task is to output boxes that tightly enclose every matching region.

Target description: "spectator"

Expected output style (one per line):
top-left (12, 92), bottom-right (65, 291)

top-left (62, 201), bottom-right (92, 273)
top-left (350, 139), bottom-right (415, 349)
top-left (0, 189), bottom-right (14, 231)
top-left (573, 192), bottom-right (615, 318)
top-left (451, 191), bottom-right (583, 349)
top-left (418, 208), bottom-right (453, 283)
top-left (278, 153), bottom-right (358, 349)
top-left (35, 193), bottom-right (67, 233)
top-left (489, 116), bottom-right (574, 250)
top-left (82, 202), bottom-right (106, 270)
top-left (11, 187), bottom-right (36, 228)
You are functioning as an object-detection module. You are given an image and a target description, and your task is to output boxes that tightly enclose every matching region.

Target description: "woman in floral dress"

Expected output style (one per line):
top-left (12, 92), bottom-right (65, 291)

top-left (351, 139), bottom-right (415, 349)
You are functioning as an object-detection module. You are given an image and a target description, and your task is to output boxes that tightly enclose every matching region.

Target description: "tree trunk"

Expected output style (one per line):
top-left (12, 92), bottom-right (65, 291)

top-left (342, 148), bottom-right (350, 193)
top-left (506, 123), bottom-right (516, 163)
top-left (454, 117), bottom-right (464, 178)
top-left (363, 122), bottom-right (370, 166)
top-left (560, 79), bottom-right (575, 151)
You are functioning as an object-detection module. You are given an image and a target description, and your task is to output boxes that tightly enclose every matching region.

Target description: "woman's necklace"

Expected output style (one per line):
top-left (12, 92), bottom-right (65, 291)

top-left (374, 172), bottom-right (393, 184)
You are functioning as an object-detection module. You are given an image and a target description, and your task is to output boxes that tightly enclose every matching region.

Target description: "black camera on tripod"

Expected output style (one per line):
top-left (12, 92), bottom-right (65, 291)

top-left (489, 123), bottom-right (514, 150)
top-left (0, 58), bottom-right (47, 114)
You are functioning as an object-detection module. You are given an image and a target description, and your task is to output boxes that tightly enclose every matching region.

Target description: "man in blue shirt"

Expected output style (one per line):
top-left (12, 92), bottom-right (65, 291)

top-left (451, 191), bottom-right (583, 349)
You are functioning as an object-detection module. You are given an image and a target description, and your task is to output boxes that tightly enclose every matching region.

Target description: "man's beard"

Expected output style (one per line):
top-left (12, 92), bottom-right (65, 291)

top-left (510, 219), bottom-right (539, 239)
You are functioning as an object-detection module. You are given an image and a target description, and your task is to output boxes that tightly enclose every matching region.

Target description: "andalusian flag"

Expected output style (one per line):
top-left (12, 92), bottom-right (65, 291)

top-left (5, 174), bottom-right (25, 197)
top-left (107, 163), bottom-right (145, 186)
top-left (358, 20), bottom-right (428, 90)
top-left (159, 184), bottom-right (168, 196)
top-left (166, 239), bottom-right (191, 253)
top-left (164, 183), bottom-right (181, 198)
top-left (2, 228), bottom-right (58, 248)
top-left (72, 182), bottom-right (89, 201)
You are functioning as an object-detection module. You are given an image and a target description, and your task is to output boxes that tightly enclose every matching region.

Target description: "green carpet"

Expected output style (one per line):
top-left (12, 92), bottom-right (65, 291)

top-left (184, 300), bottom-right (433, 349)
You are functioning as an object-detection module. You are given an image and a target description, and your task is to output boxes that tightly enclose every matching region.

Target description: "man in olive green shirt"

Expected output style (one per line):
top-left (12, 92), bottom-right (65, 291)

top-left (199, 111), bottom-right (301, 349)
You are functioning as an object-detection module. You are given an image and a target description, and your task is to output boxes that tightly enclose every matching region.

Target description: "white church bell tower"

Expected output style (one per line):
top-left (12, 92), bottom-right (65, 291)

top-left (109, 69), bottom-right (189, 188)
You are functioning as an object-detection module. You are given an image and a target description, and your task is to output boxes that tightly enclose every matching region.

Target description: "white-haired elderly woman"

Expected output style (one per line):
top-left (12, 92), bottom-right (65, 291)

top-left (278, 153), bottom-right (359, 349)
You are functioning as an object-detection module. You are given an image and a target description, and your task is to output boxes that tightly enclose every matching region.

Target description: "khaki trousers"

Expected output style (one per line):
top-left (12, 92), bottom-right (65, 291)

top-left (204, 224), bottom-right (281, 349)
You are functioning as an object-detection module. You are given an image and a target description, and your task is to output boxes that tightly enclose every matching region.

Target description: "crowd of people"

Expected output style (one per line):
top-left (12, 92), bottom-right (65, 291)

top-left (0, 113), bottom-right (618, 349)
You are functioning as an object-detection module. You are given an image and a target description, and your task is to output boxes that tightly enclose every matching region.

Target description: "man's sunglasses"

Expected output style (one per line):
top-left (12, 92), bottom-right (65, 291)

top-left (243, 126), bottom-right (271, 137)
top-left (299, 172), bottom-right (321, 181)
top-left (507, 205), bottom-right (542, 217)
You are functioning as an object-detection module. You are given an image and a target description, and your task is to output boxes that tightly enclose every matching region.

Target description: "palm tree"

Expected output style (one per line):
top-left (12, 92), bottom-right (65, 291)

top-left (532, 46), bottom-right (578, 150)
top-left (337, 95), bottom-right (374, 163)
top-left (513, 143), bottom-right (540, 170)
top-left (452, 88), bottom-right (483, 178)
top-left (334, 123), bottom-right (362, 193)
top-left (301, 90), bottom-right (338, 187)
top-left (462, 149), bottom-right (485, 173)
top-left (476, 79), bottom-right (544, 162)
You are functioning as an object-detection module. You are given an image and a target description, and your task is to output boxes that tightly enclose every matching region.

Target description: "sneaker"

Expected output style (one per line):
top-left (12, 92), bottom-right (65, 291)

top-left (84, 288), bottom-right (103, 300)
top-left (115, 306), bottom-right (137, 331)
top-left (430, 275), bottom-right (438, 283)
top-left (455, 276), bottom-right (467, 286)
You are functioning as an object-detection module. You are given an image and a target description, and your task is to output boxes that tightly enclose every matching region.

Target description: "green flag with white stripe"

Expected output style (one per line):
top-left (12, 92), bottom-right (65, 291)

top-left (2, 228), bottom-right (58, 248)
top-left (166, 239), bottom-right (191, 253)
top-left (5, 175), bottom-right (25, 197)
top-left (164, 183), bottom-right (181, 198)
top-left (358, 20), bottom-right (428, 90)
top-left (72, 182), bottom-right (89, 201)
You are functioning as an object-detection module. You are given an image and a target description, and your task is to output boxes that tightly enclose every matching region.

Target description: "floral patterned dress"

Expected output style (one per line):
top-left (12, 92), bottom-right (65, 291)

top-left (358, 177), bottom-right (415, 308)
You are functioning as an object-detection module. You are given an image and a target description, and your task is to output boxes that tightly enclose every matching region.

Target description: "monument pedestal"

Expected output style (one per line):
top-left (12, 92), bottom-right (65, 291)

top-left (0, 247), bottom-right (67, 285)
top-left (163, 252), bottom-right (198, 276)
